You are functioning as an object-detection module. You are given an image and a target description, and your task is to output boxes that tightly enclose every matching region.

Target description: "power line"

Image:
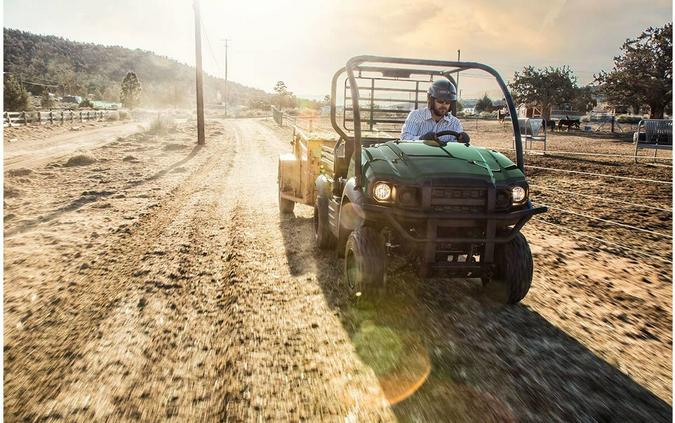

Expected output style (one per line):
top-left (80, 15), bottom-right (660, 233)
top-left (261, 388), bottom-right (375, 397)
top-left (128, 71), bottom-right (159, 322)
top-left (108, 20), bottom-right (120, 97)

top-left (200, 19), bottom-right (223, 73)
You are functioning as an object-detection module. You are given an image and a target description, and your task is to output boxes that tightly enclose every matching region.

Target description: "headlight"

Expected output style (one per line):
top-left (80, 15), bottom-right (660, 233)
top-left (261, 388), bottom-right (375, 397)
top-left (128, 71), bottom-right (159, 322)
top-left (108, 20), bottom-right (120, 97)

top-left (511, 186), bottom-right (527, 204)
top-left (373, 182), bottom-right (392, 202)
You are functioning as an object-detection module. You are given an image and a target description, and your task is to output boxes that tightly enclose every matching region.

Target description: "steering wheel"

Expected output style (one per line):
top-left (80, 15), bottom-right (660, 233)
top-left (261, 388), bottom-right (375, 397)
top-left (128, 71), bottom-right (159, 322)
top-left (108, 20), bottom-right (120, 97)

top-left (423, 130), bottom-right (471, 146)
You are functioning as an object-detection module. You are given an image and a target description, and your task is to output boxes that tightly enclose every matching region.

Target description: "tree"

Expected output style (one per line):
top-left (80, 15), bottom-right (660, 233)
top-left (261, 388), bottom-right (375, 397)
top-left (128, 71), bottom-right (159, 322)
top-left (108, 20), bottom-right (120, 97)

top-left (595, 23), bottom-right (672, 118)
top-left (273, 81), bottom-right (289, 108)
top-left (273, 80), bottom-right (287, 96)
top-left (120, 71), bottom-right (142, 109)
top-left (571, 86), bottom-right (597, 113)
top-left (509, 66), bottom-right (577, 120)
top-left (40, 90), bottom-right (54, 109)
top-left (3, 74), bottom-right (30, 111)
top-left (474, 94), bottom-right (494, 113)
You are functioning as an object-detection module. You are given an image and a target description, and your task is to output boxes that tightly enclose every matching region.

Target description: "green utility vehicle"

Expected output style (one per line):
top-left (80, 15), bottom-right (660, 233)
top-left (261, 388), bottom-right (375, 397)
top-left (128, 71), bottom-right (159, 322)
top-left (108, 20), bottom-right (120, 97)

top-left (278, 56), bottom-right (546, 304)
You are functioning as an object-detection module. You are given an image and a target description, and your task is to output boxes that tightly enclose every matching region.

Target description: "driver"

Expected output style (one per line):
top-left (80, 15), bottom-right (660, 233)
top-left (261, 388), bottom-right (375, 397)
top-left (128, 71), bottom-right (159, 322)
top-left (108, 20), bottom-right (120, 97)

top-left (400, 79), bottom-right (464, 143)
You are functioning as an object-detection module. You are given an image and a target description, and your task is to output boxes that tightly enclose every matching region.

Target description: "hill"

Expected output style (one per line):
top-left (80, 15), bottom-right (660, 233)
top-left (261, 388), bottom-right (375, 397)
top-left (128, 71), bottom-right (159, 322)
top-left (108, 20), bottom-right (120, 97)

top-left (3, 28), bottom-right (271, 108)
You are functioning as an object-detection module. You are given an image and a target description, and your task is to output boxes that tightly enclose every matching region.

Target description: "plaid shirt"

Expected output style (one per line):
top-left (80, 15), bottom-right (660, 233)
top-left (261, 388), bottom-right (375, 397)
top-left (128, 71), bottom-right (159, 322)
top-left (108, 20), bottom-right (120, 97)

top-left (400, 107), bottom-right (463, 142)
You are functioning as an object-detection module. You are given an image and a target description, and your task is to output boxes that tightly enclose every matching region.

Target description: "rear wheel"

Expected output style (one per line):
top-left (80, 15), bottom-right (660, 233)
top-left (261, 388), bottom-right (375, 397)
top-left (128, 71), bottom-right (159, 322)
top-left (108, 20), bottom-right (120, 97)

top-left (345, 227), bottom-right (386, 298)
top-left (277, 161), bottom-right (295, 214)
top-left (314, 197), bottom-right (335, 249)
top-left (491, 232), bottom-right (533, 304)
top-left (279, 191), bottom-right (295, 214)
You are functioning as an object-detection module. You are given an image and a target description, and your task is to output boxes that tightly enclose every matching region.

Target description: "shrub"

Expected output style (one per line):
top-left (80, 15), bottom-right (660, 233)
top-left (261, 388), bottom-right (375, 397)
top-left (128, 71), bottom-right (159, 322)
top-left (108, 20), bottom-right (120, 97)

top-left (106, 111), bottom-right (120, 121)
top-left (616, 115), bottom-right (644, 124)
top-left (479, 111), bottom-right (498, 119)
top-left (147, 114), bottom-right (176, 134)
top-left (3, 74), bottom-right (30, 111)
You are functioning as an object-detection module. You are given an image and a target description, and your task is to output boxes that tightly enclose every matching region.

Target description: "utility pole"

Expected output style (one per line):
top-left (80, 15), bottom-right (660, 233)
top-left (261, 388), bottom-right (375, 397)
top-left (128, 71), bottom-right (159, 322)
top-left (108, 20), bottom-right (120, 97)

top-left (456, 49), bottom-right (461, 92)
top-left (223, 39), bottom-right (230, 116)
top-left (193, 0), bottom-right (205, 145)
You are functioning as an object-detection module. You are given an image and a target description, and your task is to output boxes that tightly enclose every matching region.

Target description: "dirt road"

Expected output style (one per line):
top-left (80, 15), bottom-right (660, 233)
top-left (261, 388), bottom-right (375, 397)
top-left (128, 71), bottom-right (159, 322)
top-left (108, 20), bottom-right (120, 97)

top-left (4, 118), bottom-right (671, 422)
top-left (4, 120), bottom-right (148, 171)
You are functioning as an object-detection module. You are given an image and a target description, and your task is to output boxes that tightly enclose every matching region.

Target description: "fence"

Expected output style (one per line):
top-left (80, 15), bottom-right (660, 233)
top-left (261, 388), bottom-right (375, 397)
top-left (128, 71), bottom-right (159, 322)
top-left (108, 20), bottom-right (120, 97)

top-left (271, 106), bottom-right (332, 133)
top-left (528, 163), bottom-right (672, 264)
top-left (3, 110), bottom-right (112, 127)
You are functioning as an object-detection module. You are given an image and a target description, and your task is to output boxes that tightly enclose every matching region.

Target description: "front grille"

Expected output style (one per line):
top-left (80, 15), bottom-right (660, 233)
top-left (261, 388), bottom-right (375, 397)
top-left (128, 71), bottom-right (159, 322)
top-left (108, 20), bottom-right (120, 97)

top-left (431, 205), bottom-right (485, 213)
top-left (430, 187), bottom-right (486, 208)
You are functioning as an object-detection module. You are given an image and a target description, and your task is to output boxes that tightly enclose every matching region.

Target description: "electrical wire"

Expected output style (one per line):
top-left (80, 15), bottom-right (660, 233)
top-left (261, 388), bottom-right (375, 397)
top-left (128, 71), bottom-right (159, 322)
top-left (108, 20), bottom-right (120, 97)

top-left (200, 19), bottom-right (223, 75)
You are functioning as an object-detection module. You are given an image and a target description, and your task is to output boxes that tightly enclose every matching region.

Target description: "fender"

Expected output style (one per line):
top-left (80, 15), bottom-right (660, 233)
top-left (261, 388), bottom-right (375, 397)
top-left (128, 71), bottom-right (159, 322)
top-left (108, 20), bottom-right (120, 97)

top-left (315, 174), bottom-right (332, 199)
top-left (338, 176), bottom-right (366, 232)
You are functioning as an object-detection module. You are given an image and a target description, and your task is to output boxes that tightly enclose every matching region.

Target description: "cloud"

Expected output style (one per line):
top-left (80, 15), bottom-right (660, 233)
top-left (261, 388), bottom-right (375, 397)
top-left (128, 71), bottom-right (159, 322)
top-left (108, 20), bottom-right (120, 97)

top-left (4, 0), bottom-right (672, 96)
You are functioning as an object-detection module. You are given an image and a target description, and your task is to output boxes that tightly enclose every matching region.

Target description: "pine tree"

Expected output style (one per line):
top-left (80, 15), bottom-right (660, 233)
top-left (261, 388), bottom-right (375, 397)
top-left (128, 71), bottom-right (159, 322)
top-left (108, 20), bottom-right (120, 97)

top-left (120, 71), bottom-right (142, 109)
top-left (40, 90), bottom-right (54, 109)
top-left (3, 74), bottom-right (30, 111)
top-left (475, 94), bottom-right (494, 113)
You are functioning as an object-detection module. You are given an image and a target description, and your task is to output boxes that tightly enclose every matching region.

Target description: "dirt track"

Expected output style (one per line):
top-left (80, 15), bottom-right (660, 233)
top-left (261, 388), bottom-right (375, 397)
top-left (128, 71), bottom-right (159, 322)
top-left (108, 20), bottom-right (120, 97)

top-left (4, 120), bottom-right (147, 171)
top-left (4, 118), bottom-right (672, 422)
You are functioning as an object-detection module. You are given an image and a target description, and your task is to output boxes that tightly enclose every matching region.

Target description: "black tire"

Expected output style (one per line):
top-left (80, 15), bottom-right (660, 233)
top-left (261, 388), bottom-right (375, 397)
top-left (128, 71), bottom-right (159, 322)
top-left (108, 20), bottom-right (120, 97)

top-left (279, 191), bottom-right (295, 214)
top-left (278, 161), bottom-right (295, 214)
top-left (492, 232), bottom-right (533, 304)
top-left (345, 227), bottom-right (386, 298)
top-left (314, 197), bottom-right (335, 249)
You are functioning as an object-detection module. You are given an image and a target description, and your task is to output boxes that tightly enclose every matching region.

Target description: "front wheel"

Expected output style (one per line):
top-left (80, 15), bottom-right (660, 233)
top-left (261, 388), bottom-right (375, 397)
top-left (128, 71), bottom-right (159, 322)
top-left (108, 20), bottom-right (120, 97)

top-left (491, 232), bottom-right (533, 304)
top-left (345, 227), bottom-right (386, 298)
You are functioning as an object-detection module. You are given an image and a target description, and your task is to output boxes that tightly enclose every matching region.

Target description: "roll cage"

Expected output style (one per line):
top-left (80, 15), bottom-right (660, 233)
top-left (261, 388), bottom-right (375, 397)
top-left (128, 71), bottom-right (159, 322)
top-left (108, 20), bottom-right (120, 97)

top-left (329, 55), bottom-right (524, 188)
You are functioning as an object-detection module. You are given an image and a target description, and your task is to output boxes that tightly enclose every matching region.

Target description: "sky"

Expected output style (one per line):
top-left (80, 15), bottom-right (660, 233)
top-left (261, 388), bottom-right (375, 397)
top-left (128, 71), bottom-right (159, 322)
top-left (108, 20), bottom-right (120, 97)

top-left (3, 0), bottom-right (672, 99)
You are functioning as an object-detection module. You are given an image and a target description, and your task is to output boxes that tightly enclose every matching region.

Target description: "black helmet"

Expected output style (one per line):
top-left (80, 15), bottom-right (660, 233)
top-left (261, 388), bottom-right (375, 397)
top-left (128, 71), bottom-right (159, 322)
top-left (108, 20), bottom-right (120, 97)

top-left (427, 79), bottom-right (457, 102)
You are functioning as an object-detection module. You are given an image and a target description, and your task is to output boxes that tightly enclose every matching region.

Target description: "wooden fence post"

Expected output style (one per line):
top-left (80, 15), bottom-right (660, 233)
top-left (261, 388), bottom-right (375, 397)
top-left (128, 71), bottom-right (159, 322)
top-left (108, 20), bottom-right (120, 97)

top-left (5, 112), bottom-right (12, 127)
top-left (49, 111), bottom-right (54, 124)
top-left (20, 111), bottom-right (26, 125)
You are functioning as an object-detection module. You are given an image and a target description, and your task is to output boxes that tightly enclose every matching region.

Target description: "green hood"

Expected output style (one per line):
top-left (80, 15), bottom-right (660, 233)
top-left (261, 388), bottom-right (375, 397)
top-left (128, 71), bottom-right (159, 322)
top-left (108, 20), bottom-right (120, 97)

top-left (362, 141), bottom-right (524, 185)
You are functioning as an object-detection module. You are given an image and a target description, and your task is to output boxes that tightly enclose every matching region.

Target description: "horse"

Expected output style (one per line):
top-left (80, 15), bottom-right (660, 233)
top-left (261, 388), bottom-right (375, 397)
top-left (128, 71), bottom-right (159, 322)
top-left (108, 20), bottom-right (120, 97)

top-left (557, 115), bottom-right (580, 131)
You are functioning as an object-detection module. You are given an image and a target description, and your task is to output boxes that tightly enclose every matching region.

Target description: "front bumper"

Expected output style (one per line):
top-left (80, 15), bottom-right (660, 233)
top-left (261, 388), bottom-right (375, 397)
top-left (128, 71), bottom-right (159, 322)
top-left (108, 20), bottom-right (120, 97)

top-left (362, 202), bottom-right (547, 244)
top-left (361, 201), bottom-right (547, 274)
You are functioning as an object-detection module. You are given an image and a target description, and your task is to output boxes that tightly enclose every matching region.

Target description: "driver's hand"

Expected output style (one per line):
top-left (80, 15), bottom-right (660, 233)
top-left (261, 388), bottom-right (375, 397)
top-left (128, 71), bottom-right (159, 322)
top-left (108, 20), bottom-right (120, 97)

top-left (458, 132), bottom-right (471, 143)
top-left (420, 131), bottom-right (437, 141)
